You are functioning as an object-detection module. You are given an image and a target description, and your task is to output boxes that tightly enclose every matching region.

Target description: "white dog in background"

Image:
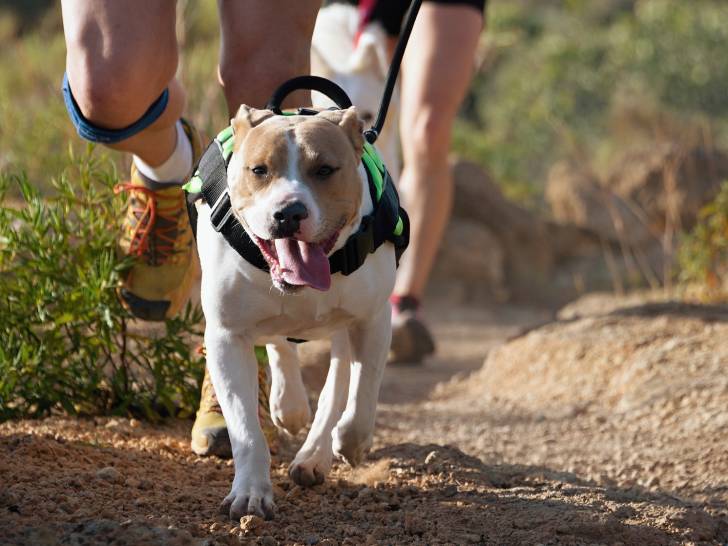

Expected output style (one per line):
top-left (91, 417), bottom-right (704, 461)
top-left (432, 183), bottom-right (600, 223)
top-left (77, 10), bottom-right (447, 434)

top-left (311, 2), bottom-right (401, 182)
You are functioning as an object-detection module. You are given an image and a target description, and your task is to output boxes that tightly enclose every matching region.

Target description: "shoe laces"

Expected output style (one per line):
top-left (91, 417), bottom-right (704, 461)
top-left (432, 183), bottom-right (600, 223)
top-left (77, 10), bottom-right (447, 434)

top-left (114, 183), bottom-right (184, 265)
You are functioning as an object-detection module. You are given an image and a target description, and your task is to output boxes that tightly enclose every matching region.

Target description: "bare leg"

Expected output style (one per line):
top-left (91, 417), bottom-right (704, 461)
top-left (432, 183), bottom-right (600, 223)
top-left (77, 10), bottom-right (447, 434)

top-left (61, 0), bottom-right (183, 165)
top-left (394, 4), bottom-right (483, 298)
top-left (218, 0), bottom-right (321, 114)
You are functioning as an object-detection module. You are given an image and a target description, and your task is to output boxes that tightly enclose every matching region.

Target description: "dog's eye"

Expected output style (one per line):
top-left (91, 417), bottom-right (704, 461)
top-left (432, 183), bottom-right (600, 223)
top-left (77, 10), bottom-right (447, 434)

top-left (251, 165), bottom-right (268, 176)
top-left (316, 165), bottom-right (335, 178)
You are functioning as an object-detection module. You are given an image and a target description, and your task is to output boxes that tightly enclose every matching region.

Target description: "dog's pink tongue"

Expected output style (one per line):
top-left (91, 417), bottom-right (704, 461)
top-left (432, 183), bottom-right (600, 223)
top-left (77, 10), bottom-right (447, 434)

top-left (273, 238), bottom-right (331, 291)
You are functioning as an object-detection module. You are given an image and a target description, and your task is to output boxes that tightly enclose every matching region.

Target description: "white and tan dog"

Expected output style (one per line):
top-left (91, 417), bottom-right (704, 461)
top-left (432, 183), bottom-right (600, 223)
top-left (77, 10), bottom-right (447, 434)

top-left (196, 105), bottom-right (396, 520)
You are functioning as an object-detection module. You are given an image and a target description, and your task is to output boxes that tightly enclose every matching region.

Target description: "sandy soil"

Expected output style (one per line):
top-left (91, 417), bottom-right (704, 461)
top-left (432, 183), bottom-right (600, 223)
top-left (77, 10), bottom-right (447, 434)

top-left (1, 294), bottom-right (727, 545)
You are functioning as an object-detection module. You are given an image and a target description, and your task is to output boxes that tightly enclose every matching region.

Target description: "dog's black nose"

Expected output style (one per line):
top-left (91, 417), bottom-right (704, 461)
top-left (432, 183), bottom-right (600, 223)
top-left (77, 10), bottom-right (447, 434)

top-left (273, 201), bottom-right (308, 237)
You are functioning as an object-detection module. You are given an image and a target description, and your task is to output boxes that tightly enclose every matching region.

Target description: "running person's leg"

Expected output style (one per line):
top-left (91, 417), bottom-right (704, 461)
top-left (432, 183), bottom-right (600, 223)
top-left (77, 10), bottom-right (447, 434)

top-left (390, 2), bottom-right (483, 363)
top-left (192, 0), bottom-right (322, 457)
top-left (62, 0), bottom-right (183, 167)
top-left (217, 0), bottom-right (321, 112)
top-left (62, 0), bottom-right (203, 321)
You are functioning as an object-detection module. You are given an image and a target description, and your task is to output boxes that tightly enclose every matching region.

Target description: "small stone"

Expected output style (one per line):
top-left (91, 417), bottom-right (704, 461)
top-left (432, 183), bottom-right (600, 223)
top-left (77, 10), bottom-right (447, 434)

top-left (404, 513), bottom-right (426, 535)
top-left (442, 484), bottom-right (458, 497)
top-left (304, 535), bottom-right (319, 545)
top-left (340, 524), bottom-right (359, 537)
top-left (358, 487), bottom-right (374, 499)
top-left (129, 418), bottom-right (140, 428)
top-left (240, 514), bottom-right (265, 534)
top-left (287, 486), bottom-right (304, 499)
top-left (259, 536), bottom-right (278, 546)
top-left (96, 466), bottom-right (121, 483)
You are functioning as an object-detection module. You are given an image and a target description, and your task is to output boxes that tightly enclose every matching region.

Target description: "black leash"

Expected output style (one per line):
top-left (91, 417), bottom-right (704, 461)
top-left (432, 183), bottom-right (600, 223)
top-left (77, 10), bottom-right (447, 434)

top-left (363, 0), bottom-right (423, 145)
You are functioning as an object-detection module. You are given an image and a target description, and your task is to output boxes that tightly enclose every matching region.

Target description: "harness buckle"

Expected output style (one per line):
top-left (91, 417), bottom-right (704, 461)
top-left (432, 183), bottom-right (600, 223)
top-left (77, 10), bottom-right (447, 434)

top-left (209, 190), bottom-right (234, 232)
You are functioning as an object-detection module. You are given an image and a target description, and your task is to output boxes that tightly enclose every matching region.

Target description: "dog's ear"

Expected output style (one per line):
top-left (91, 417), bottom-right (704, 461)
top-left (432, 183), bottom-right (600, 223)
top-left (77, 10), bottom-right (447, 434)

top-left (231, 105), bottom-right (275, 141)
top-left (317, 107), bottom-right (364, 157)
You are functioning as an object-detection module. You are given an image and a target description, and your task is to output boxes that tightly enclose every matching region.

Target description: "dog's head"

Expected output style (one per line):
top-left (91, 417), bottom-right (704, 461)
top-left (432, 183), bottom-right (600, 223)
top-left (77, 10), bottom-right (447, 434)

top-left (227, 105), bottom-right (365, 294)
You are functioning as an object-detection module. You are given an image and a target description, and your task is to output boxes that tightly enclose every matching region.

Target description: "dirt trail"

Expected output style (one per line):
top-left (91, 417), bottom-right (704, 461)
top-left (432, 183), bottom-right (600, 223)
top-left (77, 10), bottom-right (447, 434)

top-left (1, 295), bottom-right (727, 545)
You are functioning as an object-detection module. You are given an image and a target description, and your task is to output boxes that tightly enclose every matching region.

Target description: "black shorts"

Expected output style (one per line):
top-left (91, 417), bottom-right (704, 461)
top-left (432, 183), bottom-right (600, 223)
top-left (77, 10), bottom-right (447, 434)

top-left (360, 0), bottom-right (486, 37)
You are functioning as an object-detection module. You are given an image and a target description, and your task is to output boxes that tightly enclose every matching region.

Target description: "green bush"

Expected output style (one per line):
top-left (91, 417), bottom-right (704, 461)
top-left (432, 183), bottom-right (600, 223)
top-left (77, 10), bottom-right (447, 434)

top-left (678, 181), bottom-right (728, 301)
top-left (0, 148), bottom-right (205, 420)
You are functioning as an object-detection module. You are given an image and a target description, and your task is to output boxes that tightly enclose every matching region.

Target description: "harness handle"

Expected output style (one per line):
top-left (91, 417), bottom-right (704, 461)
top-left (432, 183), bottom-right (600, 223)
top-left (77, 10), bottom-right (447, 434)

top-left (266, 75), bottom-right (353, 115)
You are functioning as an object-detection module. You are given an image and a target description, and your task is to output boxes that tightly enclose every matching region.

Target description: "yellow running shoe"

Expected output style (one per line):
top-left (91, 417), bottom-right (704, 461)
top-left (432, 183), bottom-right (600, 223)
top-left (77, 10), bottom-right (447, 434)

top-left (191, 348), bottom-right (279, 459)
top-left (191, 366), bottom-right (231, 458)
top-left (114, 119), bottom-right (202, 321)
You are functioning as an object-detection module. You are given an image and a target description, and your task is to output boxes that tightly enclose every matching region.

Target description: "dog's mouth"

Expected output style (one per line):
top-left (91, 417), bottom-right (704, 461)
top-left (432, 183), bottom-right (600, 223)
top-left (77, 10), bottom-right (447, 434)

top-left (254, 231), bottom-right (340, 292)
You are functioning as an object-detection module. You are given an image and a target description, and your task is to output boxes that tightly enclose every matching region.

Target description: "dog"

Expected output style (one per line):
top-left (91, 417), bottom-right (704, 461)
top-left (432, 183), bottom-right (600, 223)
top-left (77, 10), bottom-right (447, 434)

top-left (311, 2), bottom-right (401, 182)
top-left (195, 105), bottom-right (399, 520)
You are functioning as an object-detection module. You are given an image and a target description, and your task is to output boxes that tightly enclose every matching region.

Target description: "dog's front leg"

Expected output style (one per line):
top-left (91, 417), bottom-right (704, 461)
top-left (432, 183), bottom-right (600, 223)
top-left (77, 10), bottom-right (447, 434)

top-left (333, 304), bottom-right (391, 466)
top-left (205, 330), bottom-right (275, 520)
top-left (289, 329), bottom-right (352, 486)
top-left (267, 338), bottom-right (311, 435)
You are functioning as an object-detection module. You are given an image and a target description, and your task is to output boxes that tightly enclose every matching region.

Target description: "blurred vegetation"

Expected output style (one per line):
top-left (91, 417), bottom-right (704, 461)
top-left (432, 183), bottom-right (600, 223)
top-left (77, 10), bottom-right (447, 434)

top-left (0, 149), bottom-right (205, 420)
top-left (679, 181), bottom-right (728, 302)
top-left (3, 0), bottom-right (728, 203)
top-left (456, 0), bottom-right (728, 205)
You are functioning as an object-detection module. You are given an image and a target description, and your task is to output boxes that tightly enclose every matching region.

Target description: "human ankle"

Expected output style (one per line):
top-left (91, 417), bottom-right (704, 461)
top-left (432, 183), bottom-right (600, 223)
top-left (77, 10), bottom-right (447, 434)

top-left (133, 121), bottom-right (192, 185)
top-left (390, 294), bottom-right (421, 315)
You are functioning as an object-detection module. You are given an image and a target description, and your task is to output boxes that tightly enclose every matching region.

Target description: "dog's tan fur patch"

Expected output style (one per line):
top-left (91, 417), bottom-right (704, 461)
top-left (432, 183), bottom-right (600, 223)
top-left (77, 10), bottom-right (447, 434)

top-left (228, 105), bottom-right (364, 243)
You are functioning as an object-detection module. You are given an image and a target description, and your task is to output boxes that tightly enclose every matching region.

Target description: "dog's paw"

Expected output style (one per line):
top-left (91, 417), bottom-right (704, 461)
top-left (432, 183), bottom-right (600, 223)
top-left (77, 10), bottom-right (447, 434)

top-left (332, 420), bottom-right (372, 467)
top-left (288, 445), bottom-right (332, 487)
top-left (220, 475), bottom-right (276, 521)
top-left (270, 397), bottom-right (311, 436)
top-left (270, 383), bottom-right (311, 436)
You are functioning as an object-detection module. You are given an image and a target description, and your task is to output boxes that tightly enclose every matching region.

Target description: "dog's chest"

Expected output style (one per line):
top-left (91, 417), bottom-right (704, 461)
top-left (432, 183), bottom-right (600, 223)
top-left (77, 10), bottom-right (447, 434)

top-left (253, 304), bottom-right (355, 340)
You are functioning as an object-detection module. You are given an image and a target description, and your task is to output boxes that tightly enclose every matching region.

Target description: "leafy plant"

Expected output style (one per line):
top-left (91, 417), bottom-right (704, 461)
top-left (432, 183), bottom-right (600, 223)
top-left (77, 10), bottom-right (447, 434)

top-left (678, 181), bottom-right (728, 301)
top-left (0, 148), bottom-right (205, 420)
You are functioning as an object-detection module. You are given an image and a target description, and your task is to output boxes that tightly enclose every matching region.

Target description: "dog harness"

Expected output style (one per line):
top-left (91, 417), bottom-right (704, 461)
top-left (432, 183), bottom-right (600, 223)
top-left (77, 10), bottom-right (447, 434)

top-left (183, 115), bottom-right (409, 277)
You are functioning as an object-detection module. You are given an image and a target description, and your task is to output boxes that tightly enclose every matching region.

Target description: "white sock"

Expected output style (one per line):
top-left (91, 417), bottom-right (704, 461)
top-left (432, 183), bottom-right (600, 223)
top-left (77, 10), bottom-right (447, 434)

top-left (133, 121), bottom-right (193, 185)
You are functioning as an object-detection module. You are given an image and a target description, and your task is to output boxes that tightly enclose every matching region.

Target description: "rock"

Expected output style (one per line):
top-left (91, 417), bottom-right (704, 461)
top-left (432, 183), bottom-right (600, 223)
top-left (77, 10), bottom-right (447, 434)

top-left (446, 159), bottom-right (558, 301)
top-left (607, 143), bottom-right (728, 232)
top-left (404, 512), bottom-right (426, 535)
top-left (546, 161), bottom-right (650, 246)
top-left (430, 218), bottom-right (507, 301)
top-left (547, 144), bottom-right (728, 247)
top-left (476, 294), bottom-right (728, 418)
top-left (240, 514), bottom-right (265, 534)
top-left (96, 467), bottom-right (121, 483)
